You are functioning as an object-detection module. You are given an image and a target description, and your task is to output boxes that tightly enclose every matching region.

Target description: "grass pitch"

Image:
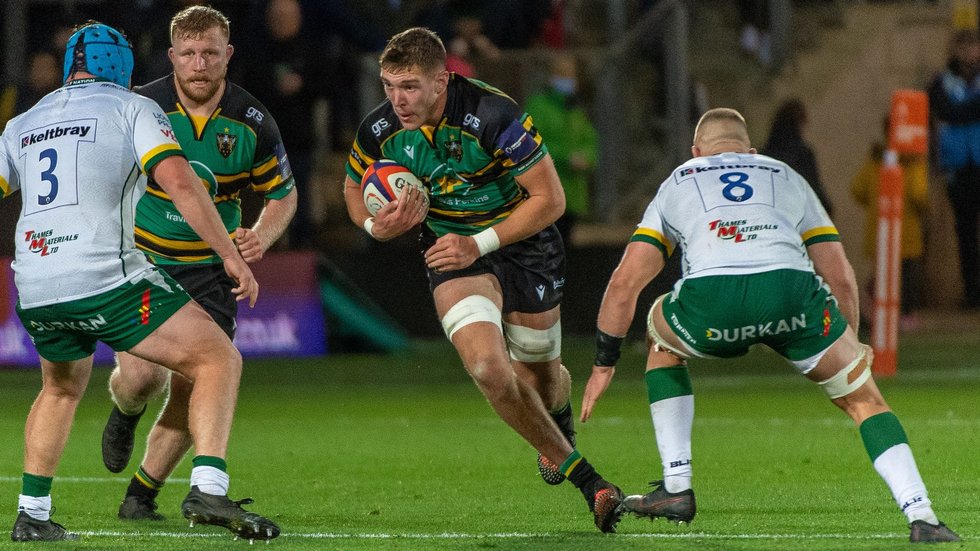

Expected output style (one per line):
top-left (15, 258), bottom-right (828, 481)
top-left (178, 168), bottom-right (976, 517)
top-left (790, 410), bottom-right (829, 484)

top-left (0, 333), bottom-right (977, 549)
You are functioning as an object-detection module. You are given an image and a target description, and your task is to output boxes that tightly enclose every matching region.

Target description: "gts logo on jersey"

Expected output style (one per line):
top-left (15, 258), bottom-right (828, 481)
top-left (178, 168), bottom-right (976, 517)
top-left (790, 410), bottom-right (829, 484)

top-left (21, 123), bottom-right (92, 147)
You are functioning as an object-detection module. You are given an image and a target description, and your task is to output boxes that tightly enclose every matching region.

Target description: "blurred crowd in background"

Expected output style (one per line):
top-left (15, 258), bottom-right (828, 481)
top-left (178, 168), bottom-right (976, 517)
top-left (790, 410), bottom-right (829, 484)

top-left (0, 0), bottom-right (978, 316)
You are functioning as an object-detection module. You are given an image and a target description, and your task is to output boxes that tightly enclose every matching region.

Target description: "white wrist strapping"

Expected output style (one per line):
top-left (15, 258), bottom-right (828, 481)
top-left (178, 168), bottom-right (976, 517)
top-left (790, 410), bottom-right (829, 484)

top-left (362, 217), bottom-right (376, 238)
top-left (472, 227), bottom-right (500, 256)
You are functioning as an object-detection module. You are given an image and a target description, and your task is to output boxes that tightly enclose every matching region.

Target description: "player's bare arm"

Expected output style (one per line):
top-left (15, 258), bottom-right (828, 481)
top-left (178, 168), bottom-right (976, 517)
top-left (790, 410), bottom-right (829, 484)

top-left (807, 241), bottom-right (859, 330)
top-left (236, 187), bottom-right (297, 263)
top-left (424, 154), bottom-right (565, 272)
top-left (152, 156), bottom-right (258, 306)
top-left (343, 174), bottom-right (426, 241)
top-left (581, 242), bottom-right (665, 422)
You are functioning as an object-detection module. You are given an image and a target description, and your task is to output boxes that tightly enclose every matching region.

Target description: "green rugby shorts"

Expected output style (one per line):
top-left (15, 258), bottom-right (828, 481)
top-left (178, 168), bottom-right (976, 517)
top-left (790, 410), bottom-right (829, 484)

top-left (660, 269), bottom-right (848, 368)
top-left (17, 268), bottom-right (191, 361)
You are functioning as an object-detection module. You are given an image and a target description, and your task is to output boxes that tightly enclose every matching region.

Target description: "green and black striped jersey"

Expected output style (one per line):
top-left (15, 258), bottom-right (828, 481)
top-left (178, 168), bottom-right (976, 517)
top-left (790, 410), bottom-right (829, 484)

top-left (346, 74), bottom-right (548, 237)
top-left (134, 75), bottom-right (294, 264)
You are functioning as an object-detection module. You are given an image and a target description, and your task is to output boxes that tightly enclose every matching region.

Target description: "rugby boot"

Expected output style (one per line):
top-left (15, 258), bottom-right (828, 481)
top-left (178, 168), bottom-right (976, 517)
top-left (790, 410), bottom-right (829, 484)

top-left (586, 479), bottom-right (625, 533)
top-left (181, 486), bottom-right (280, 541)
top-left (538, 404), bottom-right (577, 485)
top-left (909, 520), bottom-right (961, 543)
top-left (622, 480), bottom-right (696, 524)
top-left (118, 494), bottom-right (165, 521)
top-left (11, 511), bottom-right (79, 542)
top-left (101, 405), bottom-right (145, 473)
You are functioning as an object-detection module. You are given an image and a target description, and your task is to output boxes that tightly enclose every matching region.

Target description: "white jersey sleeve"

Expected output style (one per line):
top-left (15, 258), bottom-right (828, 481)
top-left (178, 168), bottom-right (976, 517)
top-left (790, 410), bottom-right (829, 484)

top-left (631, 152), bottom-right (839, 279)
top-left (3, 81), bottom-right (184, 307)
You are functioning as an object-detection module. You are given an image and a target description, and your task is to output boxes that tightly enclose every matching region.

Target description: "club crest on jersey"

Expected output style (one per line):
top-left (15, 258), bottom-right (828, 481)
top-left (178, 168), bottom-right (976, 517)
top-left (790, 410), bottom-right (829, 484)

top-left (216, 131), bottom-right (237, 158)
top-left (444, 135), bottom-right (463, 162)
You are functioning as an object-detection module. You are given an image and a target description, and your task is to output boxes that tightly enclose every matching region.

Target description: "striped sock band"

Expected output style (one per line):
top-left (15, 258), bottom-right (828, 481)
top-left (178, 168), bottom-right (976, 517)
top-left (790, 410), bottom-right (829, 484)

top-left (135, 466), bottom-right (165, 490)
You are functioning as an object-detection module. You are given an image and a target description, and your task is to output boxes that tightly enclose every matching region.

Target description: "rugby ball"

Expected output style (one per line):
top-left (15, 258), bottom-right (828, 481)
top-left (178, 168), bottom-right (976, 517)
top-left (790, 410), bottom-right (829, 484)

top-left (360, 159), bottom-right (428, 216)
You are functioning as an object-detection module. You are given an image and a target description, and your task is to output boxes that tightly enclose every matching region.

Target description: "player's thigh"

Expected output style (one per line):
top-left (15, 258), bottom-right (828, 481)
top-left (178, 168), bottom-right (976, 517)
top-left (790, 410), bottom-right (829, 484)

top-left (114, 351), bottom-right (170, 388)
top-left (432, 273), bottom-right (503, 317)
top-left (39, 356), bottom-right (94, 396)
top-left (127, 300), bottom-right (239, 380)
top-left (804, 327), bottom-right (864, 382)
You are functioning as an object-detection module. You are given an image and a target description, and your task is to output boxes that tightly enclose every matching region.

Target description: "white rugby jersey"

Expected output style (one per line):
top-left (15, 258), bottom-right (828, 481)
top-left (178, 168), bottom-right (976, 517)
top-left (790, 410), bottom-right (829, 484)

top-left (0, 79), bottom-right (183, 308)
top-left (632, 152), bottom-right (838, 279)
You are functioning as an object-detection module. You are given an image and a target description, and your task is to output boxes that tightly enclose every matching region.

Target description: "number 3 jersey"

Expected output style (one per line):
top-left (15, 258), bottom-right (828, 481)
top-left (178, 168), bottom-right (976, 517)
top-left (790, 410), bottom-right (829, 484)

top-left (633, 152), bottom-right (839, 279)
top-left (0, 79), bottom-right (184, 308)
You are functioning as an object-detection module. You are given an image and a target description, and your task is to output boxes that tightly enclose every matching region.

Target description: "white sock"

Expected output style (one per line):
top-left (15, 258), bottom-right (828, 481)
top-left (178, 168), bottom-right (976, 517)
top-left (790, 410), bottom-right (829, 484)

top-left (651, 394), bottom-right (694, 493)
top-left (190, 466), bottom-right (229, 496)
top-left (17, 495), bottom-right (51, 521)
top-left (873, 444), bottom-right (938, 525)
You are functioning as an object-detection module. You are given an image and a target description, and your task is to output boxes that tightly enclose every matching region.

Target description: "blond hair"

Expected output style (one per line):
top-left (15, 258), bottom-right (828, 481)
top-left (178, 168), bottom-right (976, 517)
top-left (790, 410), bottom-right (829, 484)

top-left (379, 27), bottom-right (446, 74)
top-left (170, 5), bottom-right (230, 43)
top-left (693, 108), bottom-right (751, 151)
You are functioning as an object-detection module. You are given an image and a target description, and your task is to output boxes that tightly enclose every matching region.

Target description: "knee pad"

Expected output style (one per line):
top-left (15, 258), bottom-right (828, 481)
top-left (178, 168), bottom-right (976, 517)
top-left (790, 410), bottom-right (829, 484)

top-left (503, 320), bottom-right (561, 362)
top-left (440, 295), bottom-right (502, 340)
top-left (818, 345), bottom-right (873, 399)
top-left (646, 294), bottom-right (692, 359)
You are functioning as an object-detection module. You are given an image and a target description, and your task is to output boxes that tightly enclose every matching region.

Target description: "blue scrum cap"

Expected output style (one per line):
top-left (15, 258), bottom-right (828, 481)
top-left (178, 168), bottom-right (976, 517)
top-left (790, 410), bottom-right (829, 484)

top-left (63, 22), bottom-right (134, 87)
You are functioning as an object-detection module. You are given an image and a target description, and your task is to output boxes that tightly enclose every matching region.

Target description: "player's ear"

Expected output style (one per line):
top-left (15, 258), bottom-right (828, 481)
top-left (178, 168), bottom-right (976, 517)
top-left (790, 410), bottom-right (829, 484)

top-left (168, 47), bottom-right (175, 64)
top-left (226, 44), bottom-right (234, 60)
top-left (749, 147), bottom-right (757, 154)
top-left (435, 70), bottom-right (449, 93)
top-left (691, 145), bottom-right (700, 158)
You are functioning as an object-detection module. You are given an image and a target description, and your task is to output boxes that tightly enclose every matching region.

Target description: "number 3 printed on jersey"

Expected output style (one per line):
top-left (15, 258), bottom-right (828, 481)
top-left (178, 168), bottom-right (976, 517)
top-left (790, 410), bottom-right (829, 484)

top-left (21, 119), bottom-right (94, 215)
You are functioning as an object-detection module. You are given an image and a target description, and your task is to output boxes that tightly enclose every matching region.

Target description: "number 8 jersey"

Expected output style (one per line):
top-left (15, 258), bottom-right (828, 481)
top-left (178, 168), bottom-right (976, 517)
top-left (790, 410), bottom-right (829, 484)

top-left (633, 152), bottom-right (839, 278)
top-left (0, 79), bottom-right (184, 308)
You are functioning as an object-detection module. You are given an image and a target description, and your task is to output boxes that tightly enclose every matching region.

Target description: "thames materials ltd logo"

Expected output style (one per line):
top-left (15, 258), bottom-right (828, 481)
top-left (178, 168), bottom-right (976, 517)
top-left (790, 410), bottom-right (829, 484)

top-left (708, 219), bottom-right (778, 243)
top-left (24, 229), bottom-right (78, 256)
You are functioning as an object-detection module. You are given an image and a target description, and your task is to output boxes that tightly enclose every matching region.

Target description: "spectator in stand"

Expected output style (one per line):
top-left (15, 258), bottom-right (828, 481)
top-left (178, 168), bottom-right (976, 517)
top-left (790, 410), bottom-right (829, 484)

top-left (239, 0), bottom-right (327, 248)
top-left (737, 0), bottom-right (771, 66)
top-left (445, 7), bottom-right (501, 78)
top-left (0, 50), bottom-right (62, 129)
top-left (928, 28), bottom-right (980, 309)
top-left (525, 53), bottom-right (597, 246)
top-left (850, 116), bottom-right (929, 330)
top-left (535, 0), bottom-right (567, 49)
top-left (762, 98), bottom-right (834, 216)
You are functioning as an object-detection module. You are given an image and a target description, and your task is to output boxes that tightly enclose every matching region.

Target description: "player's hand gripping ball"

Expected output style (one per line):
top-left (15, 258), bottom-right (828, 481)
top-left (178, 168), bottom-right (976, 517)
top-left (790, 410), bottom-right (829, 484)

top-left (360, 159), bottom-right (429, 216)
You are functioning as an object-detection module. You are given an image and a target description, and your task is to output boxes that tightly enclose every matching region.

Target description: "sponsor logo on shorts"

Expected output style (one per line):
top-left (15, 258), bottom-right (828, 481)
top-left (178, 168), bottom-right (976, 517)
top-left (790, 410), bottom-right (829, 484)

top-left (139, 288), bottom-right (151, 325)
top-left (24, 229), bottom-right (78, 257)
top-left (30, 314), bottom-right (107, 332)
top-left (822, 308), bottom-right (831, 336)
top-left (670, 313), bottom-right (696, 344)
top-left (705, 314), bottom-right (806, 342)
top-left (708, 219), bottom-right (778, 243)
top-left (535, 284), bottom-right (546, 301)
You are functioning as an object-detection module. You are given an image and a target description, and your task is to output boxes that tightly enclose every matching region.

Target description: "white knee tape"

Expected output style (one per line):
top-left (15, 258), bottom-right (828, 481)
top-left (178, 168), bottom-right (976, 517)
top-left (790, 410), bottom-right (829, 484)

top-left (818, 346), bottom-right (872, 399)
top-left (440, 295), bottom-right (502, 340)
top-left (503, 321), bottom-right (561, 362)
